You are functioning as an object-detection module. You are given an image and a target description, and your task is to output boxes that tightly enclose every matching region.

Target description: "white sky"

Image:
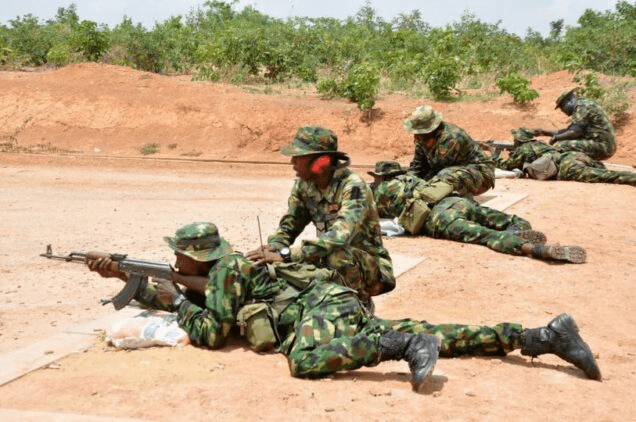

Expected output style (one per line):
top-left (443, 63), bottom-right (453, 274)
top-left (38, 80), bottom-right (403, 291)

top-left (0, 0), bottom-right (622, 37)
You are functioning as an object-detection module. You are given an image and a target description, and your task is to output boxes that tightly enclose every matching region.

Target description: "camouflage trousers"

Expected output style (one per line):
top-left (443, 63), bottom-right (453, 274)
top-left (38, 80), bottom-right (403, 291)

top-left (280, 281), bottom-right (523, 378)
top-left (431, 163), bottom-right (495, 197)
top-left (558, 152), bottom-right (636, 186)
top-left (322, 247), bottom-right (396, 298)
top-left (555, 136), bottom-right (616, 161)
top-left (421, 197), bottom-right (532, 255)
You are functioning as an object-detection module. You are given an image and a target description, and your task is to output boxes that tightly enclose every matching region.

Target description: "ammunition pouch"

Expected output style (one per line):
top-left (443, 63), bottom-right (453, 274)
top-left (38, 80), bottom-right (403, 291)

top-left (398, 181), bottom-right (453, 234)
top-left (236, 302), bottom-right (278, 353)
top-left (398, 198), bottom-right (431, 234)
top-left (237, 262), bottom-right (333, 352)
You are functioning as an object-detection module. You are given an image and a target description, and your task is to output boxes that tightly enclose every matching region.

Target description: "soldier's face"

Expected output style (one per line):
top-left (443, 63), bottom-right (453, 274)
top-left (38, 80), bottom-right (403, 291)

top-left (174, 253), bottom-right (204, 276)
top-left (291, 155), bottom-right (315, 181)
top-left (414, 132), bottom-right (437, 148)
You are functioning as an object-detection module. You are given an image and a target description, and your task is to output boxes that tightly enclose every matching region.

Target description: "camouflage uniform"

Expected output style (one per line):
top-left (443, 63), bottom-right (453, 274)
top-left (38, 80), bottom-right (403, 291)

top-left (497, 141), bottom-right (636, 186)
top-left (268, 126), bottom-right (395, 299)
top-left (135, 222), bottom-right (523, 378)
top-left (371, 163), bottom-right (533, 256)
top-left (404, 105), bottom-right (495, 197)
top-left (553, 95), bottom-right (616, 161)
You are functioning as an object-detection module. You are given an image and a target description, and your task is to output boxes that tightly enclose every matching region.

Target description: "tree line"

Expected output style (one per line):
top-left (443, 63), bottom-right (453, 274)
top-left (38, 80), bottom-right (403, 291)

top-left (2, 1), bottom-right (635, 112)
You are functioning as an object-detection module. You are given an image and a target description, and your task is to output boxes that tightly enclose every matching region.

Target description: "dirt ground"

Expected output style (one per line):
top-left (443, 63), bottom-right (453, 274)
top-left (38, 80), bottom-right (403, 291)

top-left (1, 63), bottom-right (635, 421)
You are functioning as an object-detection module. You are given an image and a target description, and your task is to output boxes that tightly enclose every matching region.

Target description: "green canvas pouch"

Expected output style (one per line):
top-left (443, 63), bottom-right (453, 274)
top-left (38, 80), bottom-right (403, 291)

top-left (236, 302), bottom-right (277, 352)
top-left (398, 198), bottom-right (430, 234)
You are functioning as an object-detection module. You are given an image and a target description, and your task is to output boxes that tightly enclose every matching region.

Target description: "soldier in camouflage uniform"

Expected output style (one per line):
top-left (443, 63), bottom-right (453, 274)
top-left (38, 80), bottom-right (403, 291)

top-left (533, 89), bottom-right (616, 160)
top-left (245, 126), bottom-right (395, 305)
top-left (496, 129), bottom-right (636, 186)
top-left (369, 161), bottom-right (587, 263)
top-left (404, 105), bottom-right (495, 197)
top-left (88, 222), bottom-right (603, 387)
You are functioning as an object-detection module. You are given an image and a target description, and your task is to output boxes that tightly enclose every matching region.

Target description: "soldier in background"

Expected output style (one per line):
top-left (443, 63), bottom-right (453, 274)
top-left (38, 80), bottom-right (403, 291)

top-left (368, 160), bottom-right (587, 264)
top-left (496, 128), bottom-right (635, 186)
top-left (533, 89), bottom-right (616, 161)
top-left (404, 105), bottom-right (495, 197)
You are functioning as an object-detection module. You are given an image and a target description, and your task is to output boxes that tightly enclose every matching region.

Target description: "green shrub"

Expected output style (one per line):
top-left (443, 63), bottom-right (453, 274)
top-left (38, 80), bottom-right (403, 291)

top-left (496, 72), bottom-right (539, 103)
top-left (316, 62), bottom-right (379, 110)
top-left (342, 62), bottom-right (379, 110)
top-left (573, 70), bottom-right (603, 100)
top-left (69, 20), bottom-right (109, 61)
top-left (46, 43), bottom-right (71, 66)
top-left (140, 143), bottom-right (159, 155)
top-left (423, 56), bottom-right (461, 100)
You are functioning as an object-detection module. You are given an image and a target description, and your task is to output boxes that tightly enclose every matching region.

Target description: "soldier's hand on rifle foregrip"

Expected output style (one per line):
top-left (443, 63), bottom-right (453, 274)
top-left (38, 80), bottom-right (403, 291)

top-left (87, 256), bottom-right (128, 281)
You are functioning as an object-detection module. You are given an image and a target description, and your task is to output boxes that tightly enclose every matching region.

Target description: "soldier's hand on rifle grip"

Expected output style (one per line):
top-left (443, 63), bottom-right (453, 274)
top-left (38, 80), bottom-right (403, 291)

top-left (87, 256), bottom-right (128, 281)
top-left (155, 279), bottom-right (180, 307)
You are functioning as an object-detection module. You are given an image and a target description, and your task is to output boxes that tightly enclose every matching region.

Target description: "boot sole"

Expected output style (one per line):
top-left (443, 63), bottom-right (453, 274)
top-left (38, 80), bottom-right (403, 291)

top-left (549, 245), bottom-right (587, 263)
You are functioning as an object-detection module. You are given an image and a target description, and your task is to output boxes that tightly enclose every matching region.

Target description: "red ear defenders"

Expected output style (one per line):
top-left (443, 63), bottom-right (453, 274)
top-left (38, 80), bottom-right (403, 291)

top-left (311, 155), bottom-right (331, 174)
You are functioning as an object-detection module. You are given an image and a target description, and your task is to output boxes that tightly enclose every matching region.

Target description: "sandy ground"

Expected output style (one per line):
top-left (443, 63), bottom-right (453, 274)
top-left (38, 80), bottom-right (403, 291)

top-left (1, 64), bottom-right (635, 421)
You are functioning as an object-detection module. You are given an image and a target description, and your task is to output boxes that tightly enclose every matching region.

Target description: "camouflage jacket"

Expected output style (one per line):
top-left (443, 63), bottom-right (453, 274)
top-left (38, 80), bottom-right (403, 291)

top-left (409, 122), bottom-right (494, 180)
top-left (371, 174), bottom-right (425, 219)
top-left (569, 98), bottom-right (615, 142)
top-left (134, 253), bottom-right (354, 352)
top-left (135, 252), bottom-right (287, 349)
top-left (268, 168), bottom-right (391, 265)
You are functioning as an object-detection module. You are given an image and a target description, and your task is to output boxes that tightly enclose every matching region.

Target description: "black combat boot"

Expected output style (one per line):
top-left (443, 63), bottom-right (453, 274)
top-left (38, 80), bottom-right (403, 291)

top-left (378, 331), bottom-right (439, 391)
top-left (521, 313), bottom-right (601, 381)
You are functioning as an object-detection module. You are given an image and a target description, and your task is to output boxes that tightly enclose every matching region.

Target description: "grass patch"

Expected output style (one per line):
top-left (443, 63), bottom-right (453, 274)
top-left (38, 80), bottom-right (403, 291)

top-left (140, 143), bottom-right (160, 155)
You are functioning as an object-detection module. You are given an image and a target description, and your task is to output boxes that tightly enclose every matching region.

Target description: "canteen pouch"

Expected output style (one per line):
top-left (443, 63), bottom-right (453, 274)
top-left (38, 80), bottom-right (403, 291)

top-left (398, 198), bottom-right (430, 234)
top-left (236, 302), bottom-right (277, 352)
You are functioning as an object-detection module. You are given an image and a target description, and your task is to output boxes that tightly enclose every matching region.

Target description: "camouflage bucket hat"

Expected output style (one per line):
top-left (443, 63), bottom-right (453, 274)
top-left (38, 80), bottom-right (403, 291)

top-left (164, 222), bottom-right (233, 262)
top-left (403, 105), bottom-right (443, 134)
top-left (511, 127), bottom-right (536, 142)
top-left (555, 89), bottom-right (576, 109)
top-left (281, 126), bottom-right (346, 157)
top-left (367, 160), bottom-right (407, 177)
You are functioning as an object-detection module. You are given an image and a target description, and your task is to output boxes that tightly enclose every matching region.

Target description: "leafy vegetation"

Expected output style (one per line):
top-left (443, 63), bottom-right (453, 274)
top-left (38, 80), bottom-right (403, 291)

top-left (1, 0), bottom-right (636, 112)
top-left (496, 72), bottom-right (539, 104)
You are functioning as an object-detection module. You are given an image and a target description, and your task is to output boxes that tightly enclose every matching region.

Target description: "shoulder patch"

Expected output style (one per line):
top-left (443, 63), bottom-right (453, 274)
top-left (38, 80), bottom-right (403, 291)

top-left (350, 186), bottom-right (361, 200)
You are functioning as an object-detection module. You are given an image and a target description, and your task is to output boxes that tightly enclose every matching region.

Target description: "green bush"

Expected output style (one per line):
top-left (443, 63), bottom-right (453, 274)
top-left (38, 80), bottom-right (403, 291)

top-left (46, 43), bottom-right (71, 66)
top-left (316, 61), bottom-right (379, 110)
top-left (424, 56), bottom-right (461, 100)
top-left (140, 143), bottom-right (159, 155)
top-left (342, 62), bottom-right (379, 110)
top-left (69, 20), bottom-right (109, 61)
top-left (496, 72), bottom-right (539, 103)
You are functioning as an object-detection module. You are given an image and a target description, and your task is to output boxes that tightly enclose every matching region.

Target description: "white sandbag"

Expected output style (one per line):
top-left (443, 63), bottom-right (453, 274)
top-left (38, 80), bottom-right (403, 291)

top-left (108, 310), bottom-right (190, 349)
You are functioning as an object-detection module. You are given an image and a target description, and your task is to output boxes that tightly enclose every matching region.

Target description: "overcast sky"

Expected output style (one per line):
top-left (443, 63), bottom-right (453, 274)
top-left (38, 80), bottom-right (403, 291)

top-left (0, 0), bottom-right (622, 37)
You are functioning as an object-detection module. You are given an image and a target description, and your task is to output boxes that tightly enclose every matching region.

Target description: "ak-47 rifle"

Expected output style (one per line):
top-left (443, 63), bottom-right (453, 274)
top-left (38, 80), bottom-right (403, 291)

top-left (40, 244), bottom-right (206, 310)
